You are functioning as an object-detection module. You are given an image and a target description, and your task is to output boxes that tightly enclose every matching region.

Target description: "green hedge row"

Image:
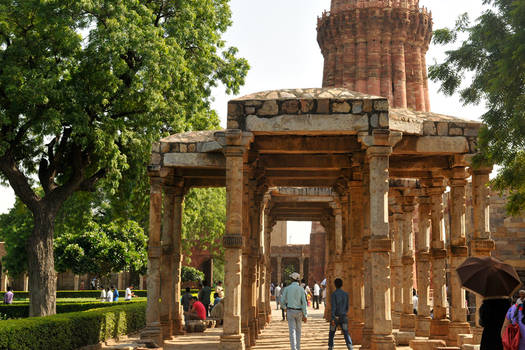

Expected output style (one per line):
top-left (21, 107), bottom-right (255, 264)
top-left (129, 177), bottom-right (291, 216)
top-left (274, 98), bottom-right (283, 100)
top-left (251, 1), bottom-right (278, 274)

top-left (0, 302), bottom-right (146, 350)
top-left (0, 300), bottom-right (144, 319)
top-left (0, 290), bottom-right (147, 299)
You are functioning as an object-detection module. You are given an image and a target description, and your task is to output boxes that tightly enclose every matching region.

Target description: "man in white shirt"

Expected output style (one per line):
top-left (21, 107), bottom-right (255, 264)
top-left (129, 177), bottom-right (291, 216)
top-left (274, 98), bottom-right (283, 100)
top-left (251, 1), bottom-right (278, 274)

top-left (412, 289), bottom-right (418, 315)
top-left (125, 285), bottom-right (134, 301)
top-left (275, 283), bottom-right (282, 310)
top-left (107, 288), bottom-right (114, 302)
top-left (313, 281), bottom-right (321, 309)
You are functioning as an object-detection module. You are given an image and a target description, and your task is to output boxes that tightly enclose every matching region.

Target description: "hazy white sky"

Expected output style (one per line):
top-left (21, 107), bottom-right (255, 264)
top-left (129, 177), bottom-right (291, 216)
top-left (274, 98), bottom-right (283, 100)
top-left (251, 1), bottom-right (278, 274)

top-left (0, 0), bottom-right (489, 244)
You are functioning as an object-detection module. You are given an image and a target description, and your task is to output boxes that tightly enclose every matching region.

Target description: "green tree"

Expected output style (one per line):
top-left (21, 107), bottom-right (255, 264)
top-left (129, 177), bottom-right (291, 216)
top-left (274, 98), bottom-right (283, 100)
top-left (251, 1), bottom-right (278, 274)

top-left (181, 265), bottom-right (205, 283)
top-left (0, 0), bottom-right (248, 316)
top-left (429, 0), bottom-right (525, 214)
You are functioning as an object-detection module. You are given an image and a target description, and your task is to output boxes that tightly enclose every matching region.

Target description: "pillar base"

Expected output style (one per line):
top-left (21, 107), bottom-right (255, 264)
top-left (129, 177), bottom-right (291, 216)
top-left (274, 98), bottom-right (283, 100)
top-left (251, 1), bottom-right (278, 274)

top-left (242, 326), bottom-right (252, 347)
top-left (399, 313), bottom-right (416, 331)
top-left (220, 334), bottom-right (245, 350)
top-left (140, 323), bottom-right (163, 348)
top-left (415, 315), bottom-right (431, 337)
top-left (392, 310), bottom-right (402, 329)
top-left (430, 319), bottom-right (450, 341)
top-left (393, 330), bottom-right (415, 345)
top-left (172, 317), bottom-right (185, 335)
top-left (350, 321), bottom-right (364, 345)
top-left (448, 321), bottom-right (471, 346)
top-left (370, 334), bottom-right (396, 350)
top-left (409, 339), bottom-right (447, 350)
top-left (361, 327), bottom-right (373, 349)
top-left (160, 319), bottom-right (173, 340)
top-left (471, 326), bottom-right (483, 344)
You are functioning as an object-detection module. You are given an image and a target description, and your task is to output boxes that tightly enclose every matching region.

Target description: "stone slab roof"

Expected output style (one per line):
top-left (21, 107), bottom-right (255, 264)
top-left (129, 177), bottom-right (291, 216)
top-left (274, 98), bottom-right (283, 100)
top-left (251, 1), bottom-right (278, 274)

top-left (232, 88), bottom-right (382, 101)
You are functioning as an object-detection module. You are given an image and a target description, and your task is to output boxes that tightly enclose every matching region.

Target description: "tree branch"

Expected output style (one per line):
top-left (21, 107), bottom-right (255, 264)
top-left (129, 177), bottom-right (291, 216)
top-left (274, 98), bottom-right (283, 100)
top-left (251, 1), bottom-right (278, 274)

top-left (0, 153), bottom-right (40, 212)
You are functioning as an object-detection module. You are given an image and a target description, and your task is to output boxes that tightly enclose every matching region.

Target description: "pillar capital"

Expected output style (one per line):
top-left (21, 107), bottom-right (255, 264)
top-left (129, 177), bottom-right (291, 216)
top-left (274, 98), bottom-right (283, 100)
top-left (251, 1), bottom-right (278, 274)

top-left (359, 129), bottom-right (402, 150)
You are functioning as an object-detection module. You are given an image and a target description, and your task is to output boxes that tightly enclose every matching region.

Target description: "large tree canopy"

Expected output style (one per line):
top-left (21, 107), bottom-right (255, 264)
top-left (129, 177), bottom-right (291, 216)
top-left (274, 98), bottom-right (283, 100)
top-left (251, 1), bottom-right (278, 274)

top-left (0, 0), bottom-right (248, 316)
top-left (429, 0), bottom-right (525, 214)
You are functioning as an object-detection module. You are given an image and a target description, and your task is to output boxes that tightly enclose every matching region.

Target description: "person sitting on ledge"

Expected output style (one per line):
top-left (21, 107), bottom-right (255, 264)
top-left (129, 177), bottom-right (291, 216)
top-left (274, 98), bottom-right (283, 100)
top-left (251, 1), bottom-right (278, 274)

top-left (185, 296), bottom-right (207, 321)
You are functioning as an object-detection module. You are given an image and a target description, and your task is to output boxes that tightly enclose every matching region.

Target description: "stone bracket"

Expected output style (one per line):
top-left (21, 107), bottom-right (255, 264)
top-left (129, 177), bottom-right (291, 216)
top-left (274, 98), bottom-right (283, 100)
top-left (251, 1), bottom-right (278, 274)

top-left (470, 239), bottom-right (495, 253)
top-left (449, 245), bottom-right (468, 257)
top-left (415, 251), bottom-right (431, 262)
top-left (368, 238), bottom-right (393, 252)
top-left (223, 234), bottom-right (244, 248)
top-left (430, 248), bottom-right (447, 259)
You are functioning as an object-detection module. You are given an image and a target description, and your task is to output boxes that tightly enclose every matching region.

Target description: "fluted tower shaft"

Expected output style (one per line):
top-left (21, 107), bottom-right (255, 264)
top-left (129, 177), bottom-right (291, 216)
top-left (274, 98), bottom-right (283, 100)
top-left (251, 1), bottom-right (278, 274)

top-left (318, 0), bottom-right (432, 111)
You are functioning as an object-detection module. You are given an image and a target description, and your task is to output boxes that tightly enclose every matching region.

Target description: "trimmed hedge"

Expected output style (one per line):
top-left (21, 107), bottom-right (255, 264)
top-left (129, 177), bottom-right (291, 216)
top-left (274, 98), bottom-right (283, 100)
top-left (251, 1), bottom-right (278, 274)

top-left (0, 300), bottom-right (144, 319)
top-left (0, 290), bottom-right (148, 299)
top-left (0, 302), bottom-right (146, 350)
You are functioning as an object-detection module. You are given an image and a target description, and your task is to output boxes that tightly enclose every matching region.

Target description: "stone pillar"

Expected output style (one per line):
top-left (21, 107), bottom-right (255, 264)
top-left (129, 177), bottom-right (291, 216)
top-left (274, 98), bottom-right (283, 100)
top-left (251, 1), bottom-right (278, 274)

top-left (448, 169), bottom-right (471, 345)
top-left (361, 162), bottom-right (373, 349)
top-left (299, 256), bottom-right (305, 279)
top-left (139, 275), bottom-right (144, 290)
top-left (392, 37), bottom-right (407, 108)
top-left (391, 209), bottom-right (403, 330)
top-left (23, 273), bottom-right (29, 292)
top-left (415, 194), bottom-right (432, 337)
top-left (1, 272), bottom-right (7, 292)
top-left (118, 273), bottom-right (124, 290)
top-left (73, 275), bottom-right (80, 291)
top-left (160, 182), bottom-right (176, 339)
top-left (367, 145), bottom-right (395, 350)
top-left (324, 217), bottom-right (335, 321)
top-left (429, 182), bottom-right (450, 341)
top-left (349, 180), bottom-right (364, 344)
top-left (470, 167), bottom-right (495, 342)
top-left (276, 257), bottom-right (282, 285)
top-left (333, 205), bottom-right (344, 280)
top-left (141, 175), bottom-right (163, 346)
top-left (399, 197), bottom-right (416, 339)
top-left (221, 130), bottom-right (246, 350)
top-left (171, 182), bottom-right (185, 335)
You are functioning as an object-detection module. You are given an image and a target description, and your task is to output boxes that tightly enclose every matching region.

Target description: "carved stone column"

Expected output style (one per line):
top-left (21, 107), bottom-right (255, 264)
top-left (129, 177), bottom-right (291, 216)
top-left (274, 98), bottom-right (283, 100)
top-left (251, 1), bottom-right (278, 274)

top-left (367, 145), bottom-right (395, 350)
top-left (171, 182), bottom-right (185, 335)
top-left (0, 272), bottom-right (7, 291)
top-left (241, 174), bottom-right (253, 347)
top-left (361, 162), bottom-right (373, 349)
top-left (349, 179), bottom-right (364, 344)
top-left (448, 169), bottom-right (471, 345)
top-left (470, 166), bottom-right (495, 342)
top-left (276, 257), bottom-right (282, 285)
top-left (332, 204), bottom-right (344, 280)
top-left (323, 216), bottom-right (335, 321)
top-left (73, 275), bottom-right (79, 291)
top-left (299, 256), bottom-right (305, 279)
top-left (221, 130), bottom-right (246, 350)
top-left (415, 193), bottom-right (432, 337)
top-left (160, 181), bottom-right (176, 339)
top-left (399, 197), bottom-right (416, 341)
top-left (391, 207), bottom-right (403, 330)
top-left (429, 181), bottom-right (450, 341)
top-left (141, 175), bottom-right (163, 346)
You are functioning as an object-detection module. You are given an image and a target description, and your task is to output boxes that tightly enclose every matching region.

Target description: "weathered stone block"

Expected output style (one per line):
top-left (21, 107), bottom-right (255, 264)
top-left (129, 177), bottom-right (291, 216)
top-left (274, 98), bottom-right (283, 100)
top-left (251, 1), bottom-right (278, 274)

top-left (370, 113), bottom-right (379, 128)
top-left (332, 101), bottom-right (351, 113)
top-left (464, 128), bottom-right (479, 137)
top-left (179, 143), bottom-right (187, 152)
top-left (379, 113), bottom-right (389, 128)
top-left (160, 142), bottom-right (170, 153)
top-left (244, 100), bottom-right (263, 107)
top-left (258, 100), bottom-right (279, 116)
top-left (300, 99), bottom-right (315, 113)
top-left (352, 101), bottom-right (363, 113)
top-left (409, 339), bottom-right (447, 350)
top-left (282, 100), bottom-right (299, 114)
top-left (423, 122), bottom-right (437, 136)
top-left (152, 142), bottom-right (160, 153)
top-left (227, 120), bottom-right (239, 129)
top-left (437, 122), bottom-right (449, 136)
top-left (374, 99), bottom-right (389, 111)
top-left (449, 127), bottom-right (463, 136)
top-left (363, 99), bottom-right (373, 112)
top-left (317, 99), bottom-right (330, 113)
top-left (228, 102), bottom-right (243, 117)
top-left (150, 153), bottom-right (161, 165)
top-left (187, 143), bottom-right (196, 152)
top-left (245, 106), bottom-right (256, 114)
top-left (245, 114), bottom-right (369, 132)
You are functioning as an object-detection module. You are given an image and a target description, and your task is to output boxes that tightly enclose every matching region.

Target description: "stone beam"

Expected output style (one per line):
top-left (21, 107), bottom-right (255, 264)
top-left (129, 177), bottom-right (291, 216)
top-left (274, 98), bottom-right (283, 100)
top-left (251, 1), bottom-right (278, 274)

top-left (267, 179), bottom-right (338, 187)
top-left (254, 135), bottom-right (361, 154)
top-left (245, 114), bottom-right (369, 133)
top-left (164, 153), bottom-right (226, 168)
top-left (389, 155), bottom-right (451, 171)
top-left (265, 169), bottom-right (342, 179)
top-left (394, 136), bottom-right (469, 155)
top-left (260, 154), bottom-right (351, 170)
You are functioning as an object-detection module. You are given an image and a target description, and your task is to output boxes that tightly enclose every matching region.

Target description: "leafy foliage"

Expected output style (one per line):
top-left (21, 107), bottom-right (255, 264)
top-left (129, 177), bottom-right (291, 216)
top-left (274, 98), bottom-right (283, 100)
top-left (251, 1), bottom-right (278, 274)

top-left (429, 0), bottom-right (525, 214)
top-left (181, 266), bottom-right (205, 283)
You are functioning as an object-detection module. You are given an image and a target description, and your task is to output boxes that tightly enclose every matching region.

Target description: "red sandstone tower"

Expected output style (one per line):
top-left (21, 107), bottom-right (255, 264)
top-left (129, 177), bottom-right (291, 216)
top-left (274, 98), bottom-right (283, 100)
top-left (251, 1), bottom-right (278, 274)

top-left (317, 0), bottom-right (432, 111)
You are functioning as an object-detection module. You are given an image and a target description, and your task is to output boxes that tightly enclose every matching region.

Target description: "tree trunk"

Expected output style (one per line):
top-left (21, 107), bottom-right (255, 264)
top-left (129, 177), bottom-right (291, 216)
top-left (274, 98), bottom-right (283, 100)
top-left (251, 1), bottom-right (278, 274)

top-left (27, 208), bottom-right (57, 317)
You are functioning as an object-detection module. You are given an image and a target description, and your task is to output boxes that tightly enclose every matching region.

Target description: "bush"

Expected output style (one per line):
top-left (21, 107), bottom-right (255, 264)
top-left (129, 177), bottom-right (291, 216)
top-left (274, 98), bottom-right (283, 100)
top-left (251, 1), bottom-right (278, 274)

top-left (0, 290), bottom-right (147, 300)
top-left (0, 300), bottom-right (144, 319)
top-left (181, 266), bottom-right (204, 283)
top-left (0, 302), bottom-right (146, 350)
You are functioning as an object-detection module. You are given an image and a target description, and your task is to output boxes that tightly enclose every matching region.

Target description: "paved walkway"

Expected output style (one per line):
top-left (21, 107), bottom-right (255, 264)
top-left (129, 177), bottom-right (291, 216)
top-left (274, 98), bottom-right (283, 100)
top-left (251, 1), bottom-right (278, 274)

top-left (104, 302), bottom-right (412, 349)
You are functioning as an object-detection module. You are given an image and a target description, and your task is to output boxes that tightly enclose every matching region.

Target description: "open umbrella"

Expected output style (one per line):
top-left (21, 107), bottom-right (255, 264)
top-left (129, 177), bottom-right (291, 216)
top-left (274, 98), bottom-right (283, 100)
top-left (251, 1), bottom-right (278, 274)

top-left (456, 256), bottom-right (522, 298)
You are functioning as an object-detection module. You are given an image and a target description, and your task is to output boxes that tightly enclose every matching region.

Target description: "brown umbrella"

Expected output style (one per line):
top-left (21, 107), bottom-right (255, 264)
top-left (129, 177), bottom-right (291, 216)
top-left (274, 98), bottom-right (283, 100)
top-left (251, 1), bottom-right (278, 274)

top-left (456, 256), bottom-right (522, 298)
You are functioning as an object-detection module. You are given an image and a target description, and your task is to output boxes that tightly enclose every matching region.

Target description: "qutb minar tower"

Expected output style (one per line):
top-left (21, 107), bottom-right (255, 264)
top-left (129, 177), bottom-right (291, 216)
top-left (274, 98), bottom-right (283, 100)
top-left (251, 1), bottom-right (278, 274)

top-left (317, 0), bottom-right (432, 111)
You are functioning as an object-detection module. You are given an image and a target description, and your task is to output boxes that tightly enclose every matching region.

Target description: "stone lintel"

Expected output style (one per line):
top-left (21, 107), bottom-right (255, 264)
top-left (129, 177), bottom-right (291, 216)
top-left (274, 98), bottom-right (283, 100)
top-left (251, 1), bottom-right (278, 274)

top-left (215, 130), bottom-right (254, 147)
top-left (359, 129), bottom-right (403, 148)
top-left (163, 153), bottom-right (225, 168)
top-left (470, 239), bottom-right (495, 254)
top-left (368, 238), bottom-right (393, 252)
top-left (394, 136), bottom-right (470, 154)
top-left (245, 114), bottom-right (370, 133)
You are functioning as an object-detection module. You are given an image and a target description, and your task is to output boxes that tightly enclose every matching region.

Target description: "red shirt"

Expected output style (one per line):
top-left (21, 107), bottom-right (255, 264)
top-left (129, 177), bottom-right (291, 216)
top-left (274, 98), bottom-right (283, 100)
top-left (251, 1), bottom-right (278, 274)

top-left (192, 301), bottom-right (206, 320)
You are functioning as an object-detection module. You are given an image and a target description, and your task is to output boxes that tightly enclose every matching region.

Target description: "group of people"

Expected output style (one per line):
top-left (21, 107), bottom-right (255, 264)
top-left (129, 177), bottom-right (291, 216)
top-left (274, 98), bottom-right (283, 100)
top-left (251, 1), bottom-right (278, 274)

top-left (479, 289), bottom-right (525, 350)
top-left (99, 284), bottom-right (134, 302)
top-left (274, 279), bottom-right (324, 315)
top-left (277, 272), bottom-right (353, 350)
top-left (181, 280), bottom-right (225, 324)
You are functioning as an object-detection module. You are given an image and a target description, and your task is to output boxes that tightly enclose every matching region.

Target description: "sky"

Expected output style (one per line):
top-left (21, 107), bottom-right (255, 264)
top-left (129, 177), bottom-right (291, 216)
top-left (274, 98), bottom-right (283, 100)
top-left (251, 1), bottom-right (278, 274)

top-left (0, 0), bottom-right (489, 243)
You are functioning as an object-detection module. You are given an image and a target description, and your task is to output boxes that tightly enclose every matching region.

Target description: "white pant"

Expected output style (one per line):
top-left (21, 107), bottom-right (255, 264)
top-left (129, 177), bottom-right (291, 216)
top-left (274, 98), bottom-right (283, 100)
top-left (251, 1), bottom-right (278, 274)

top-left (287, 309), bottom-right (303, 350)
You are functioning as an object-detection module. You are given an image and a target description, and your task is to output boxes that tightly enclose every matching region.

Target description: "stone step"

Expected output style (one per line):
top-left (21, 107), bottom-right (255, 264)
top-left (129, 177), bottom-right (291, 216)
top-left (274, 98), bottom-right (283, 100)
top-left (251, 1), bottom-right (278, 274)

top-left (436, 347), bottom-right (461, 350)
top-left (461, 345), bottom-right (480, 350)
top-left (409, 339), bottom-right (447, 350)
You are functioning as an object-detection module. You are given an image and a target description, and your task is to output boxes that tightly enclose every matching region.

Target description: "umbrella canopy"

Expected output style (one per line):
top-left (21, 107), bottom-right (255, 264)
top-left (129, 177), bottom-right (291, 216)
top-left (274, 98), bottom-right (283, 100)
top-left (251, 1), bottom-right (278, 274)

top-left (456, 256), bottom-right (522, 298)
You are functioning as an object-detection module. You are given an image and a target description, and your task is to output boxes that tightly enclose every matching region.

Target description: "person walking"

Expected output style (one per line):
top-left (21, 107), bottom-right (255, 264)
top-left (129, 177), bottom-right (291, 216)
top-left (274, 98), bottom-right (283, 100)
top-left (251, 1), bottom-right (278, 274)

top-left (275, 283), bottom-right (282, 310)
top-left (313, 281), bottom-right (320, 310)
top-left (282, 272), bottom-right (307, 350)
top-left (479, 296), bottom-right (511, 350)
top-left (125, 284), bottom-right (134, 301)
top-left (328, 278), bottom-right (353, 350)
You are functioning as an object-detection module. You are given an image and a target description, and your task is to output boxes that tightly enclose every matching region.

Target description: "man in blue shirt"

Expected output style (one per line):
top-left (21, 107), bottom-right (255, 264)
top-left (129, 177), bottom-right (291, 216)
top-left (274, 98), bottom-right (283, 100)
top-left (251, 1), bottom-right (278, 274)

top-left (281, 272), bottom-right (307, 350)
top-left (328, 278), bottom-right (353, 350)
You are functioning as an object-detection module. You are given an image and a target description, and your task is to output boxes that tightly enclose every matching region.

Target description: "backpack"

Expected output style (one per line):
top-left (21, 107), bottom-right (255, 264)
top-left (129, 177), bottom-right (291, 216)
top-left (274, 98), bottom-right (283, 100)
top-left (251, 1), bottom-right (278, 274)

top-left (503, 304), bottom-right (522, 350)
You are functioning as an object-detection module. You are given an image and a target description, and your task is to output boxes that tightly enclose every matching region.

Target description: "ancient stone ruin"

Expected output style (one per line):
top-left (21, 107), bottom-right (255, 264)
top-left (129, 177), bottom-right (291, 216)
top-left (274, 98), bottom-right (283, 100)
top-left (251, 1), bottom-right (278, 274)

top-left (141, 1), bottom-right (507, 349)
